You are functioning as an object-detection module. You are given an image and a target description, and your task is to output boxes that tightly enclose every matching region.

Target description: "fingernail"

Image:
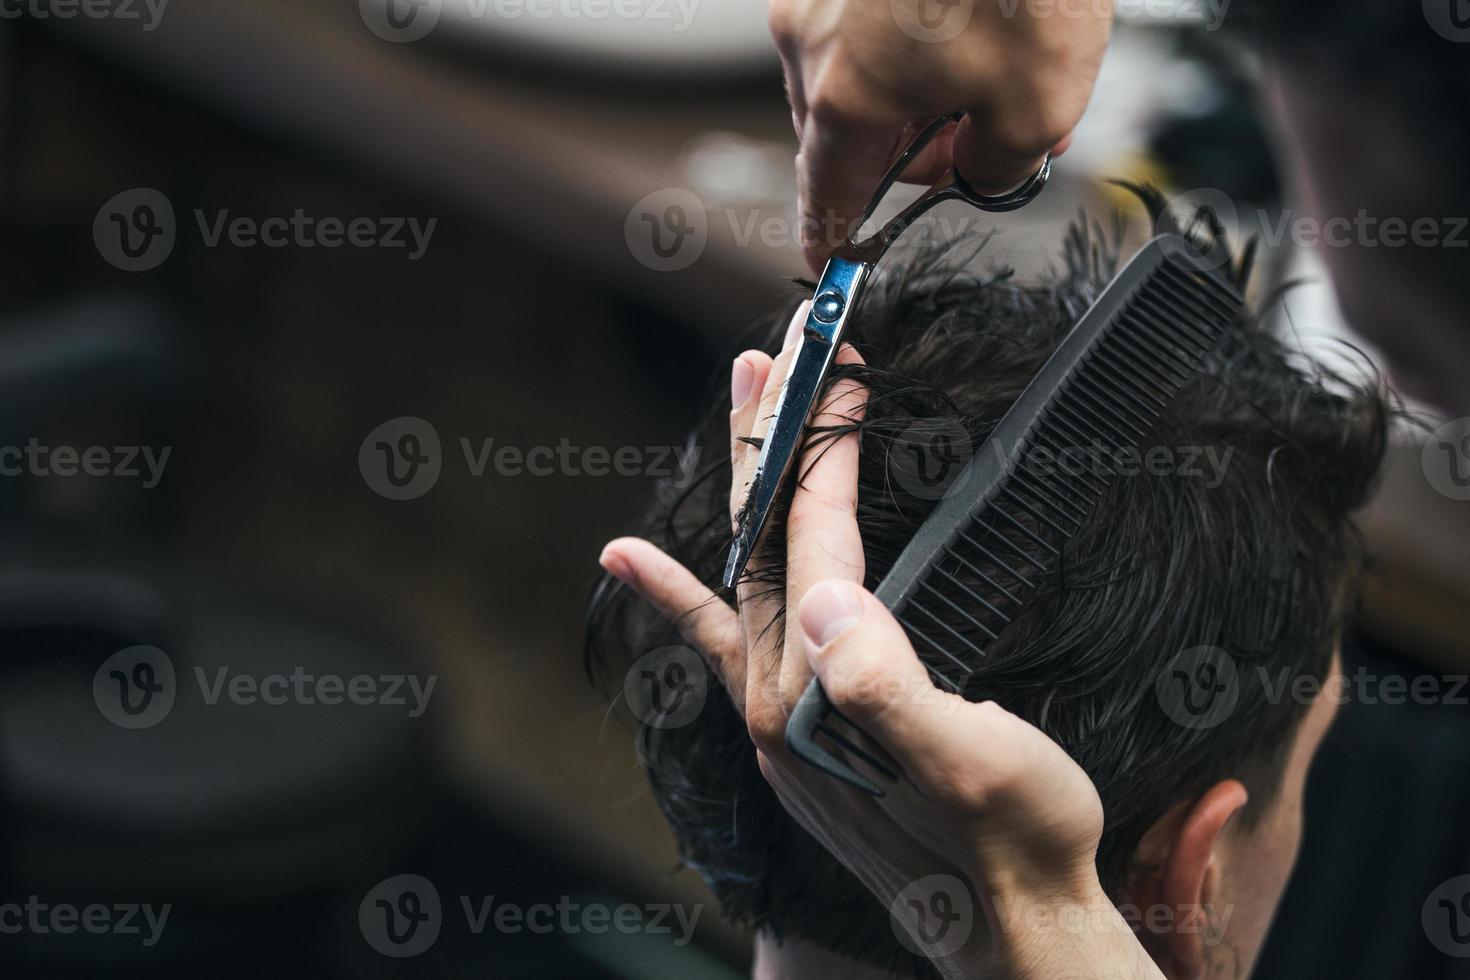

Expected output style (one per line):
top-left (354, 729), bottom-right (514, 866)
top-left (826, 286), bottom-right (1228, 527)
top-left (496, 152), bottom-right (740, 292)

top-left (599, 546), bottom-right (635, 587)
top-left (784, 320), bottom-right (803, 350)
top-left (783, 302), bottom-right (809, 351)
top-left (800, 580), bottom-right (866, 648)
top-left (731, 356), bottom-right (754, 408)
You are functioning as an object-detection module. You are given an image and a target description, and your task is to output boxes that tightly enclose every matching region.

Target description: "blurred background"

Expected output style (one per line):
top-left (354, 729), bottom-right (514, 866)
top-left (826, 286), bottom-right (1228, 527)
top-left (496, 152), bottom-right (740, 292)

top-left (0, 1), bottom-right (1465, 977)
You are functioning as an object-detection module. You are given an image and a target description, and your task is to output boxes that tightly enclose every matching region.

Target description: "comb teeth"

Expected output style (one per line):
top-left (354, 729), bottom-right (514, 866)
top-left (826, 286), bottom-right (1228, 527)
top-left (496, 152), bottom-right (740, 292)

top-left (874, 242), bottom-right (1243, 694)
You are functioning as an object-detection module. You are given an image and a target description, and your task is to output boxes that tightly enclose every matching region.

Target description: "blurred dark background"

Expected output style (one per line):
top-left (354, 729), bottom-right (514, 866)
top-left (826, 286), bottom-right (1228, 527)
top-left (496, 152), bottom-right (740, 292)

top-left (0, 2), bottom-right (1466, 977)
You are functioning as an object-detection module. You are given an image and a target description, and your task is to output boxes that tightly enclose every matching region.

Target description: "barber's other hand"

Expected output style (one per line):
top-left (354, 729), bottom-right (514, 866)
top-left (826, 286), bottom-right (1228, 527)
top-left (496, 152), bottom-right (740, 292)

top-left (600, 306), bottom-right (1160, 979)
top-left (772, 0), bottom-right (1111, 271)
top-left (791, 579), bottom-right (1163, 979)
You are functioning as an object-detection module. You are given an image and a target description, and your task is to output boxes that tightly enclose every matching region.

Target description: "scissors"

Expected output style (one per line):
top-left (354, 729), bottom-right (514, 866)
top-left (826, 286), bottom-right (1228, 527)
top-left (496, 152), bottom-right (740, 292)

top-left (723, 113), bottom-right (1053, 588)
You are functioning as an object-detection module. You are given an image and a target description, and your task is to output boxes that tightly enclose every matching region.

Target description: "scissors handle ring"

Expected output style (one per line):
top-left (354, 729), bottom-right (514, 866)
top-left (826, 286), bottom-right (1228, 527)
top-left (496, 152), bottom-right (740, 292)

top-left (951, 151), bottom-right (1053, 213)
top-left (849, 113), bottom-right (1053, 261)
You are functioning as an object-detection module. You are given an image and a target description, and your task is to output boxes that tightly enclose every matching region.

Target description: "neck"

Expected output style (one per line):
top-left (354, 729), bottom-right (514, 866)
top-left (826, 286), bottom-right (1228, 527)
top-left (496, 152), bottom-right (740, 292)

top-left (751, 933), bottom-right (910, 980)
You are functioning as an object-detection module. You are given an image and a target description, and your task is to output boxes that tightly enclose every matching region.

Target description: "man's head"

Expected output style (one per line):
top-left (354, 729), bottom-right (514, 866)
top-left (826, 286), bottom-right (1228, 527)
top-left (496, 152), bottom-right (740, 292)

top-left (589, 203), bottom-right (1389, 978)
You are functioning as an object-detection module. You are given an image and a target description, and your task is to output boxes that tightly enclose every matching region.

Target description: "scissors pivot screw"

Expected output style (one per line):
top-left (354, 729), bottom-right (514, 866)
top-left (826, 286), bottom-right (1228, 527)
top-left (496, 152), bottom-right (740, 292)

top-left (812, 291), bottom-right (845, 323)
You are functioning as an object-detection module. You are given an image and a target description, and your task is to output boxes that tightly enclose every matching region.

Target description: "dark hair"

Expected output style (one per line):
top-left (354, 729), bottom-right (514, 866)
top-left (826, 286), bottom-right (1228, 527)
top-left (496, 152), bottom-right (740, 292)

top-left (586, 194), bottom-right (1391, 976)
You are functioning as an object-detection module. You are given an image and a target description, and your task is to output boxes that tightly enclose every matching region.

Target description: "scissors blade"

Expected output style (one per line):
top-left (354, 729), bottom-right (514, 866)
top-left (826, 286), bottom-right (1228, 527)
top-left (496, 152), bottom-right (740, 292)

top-left (724, 257), bottom-right (869, 588)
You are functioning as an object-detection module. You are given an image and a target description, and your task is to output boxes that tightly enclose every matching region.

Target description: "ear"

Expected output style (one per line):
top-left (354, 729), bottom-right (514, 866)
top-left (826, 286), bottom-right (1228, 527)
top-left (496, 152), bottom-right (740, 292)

top-left (1126, 780), bottom-right (1249, 980)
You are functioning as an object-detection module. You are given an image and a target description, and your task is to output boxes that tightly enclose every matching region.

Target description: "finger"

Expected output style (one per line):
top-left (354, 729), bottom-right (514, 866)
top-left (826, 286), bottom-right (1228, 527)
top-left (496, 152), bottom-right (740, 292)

top-left (729, 349), bottom-right (775, 522)
top-left (797, 114), bottom-right (904, 272)
top-left (733, 319), bottom-right (808, 709)
top-left (952, 112), bottom-right (1062, 195)
top-left (796, 580), bottom-right (986, 790)
top-left (730, 303), bottom-right (806, 527)
top-left (779, 343), bottom-right (868, 704)
top-left (731, 305), bottom-right (806, 561)
top-left (891, 120), bottom-right (956, 187)
top-left (600, 537), bottom-right (745, 703)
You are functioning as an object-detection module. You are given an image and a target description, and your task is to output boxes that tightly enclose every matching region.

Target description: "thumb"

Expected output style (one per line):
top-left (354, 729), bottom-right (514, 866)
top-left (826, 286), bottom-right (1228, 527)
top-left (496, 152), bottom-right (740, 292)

top-left (797, 579), bottom-right (976, 777)
top-left (798, 579), bottom-right (1105, 878)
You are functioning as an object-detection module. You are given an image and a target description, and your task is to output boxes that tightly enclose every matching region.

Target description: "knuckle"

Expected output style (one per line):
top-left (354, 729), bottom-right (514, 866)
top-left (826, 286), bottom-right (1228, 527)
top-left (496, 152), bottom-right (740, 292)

top-left (767, 0), bottom-right (795, 44)
top-left (937, 769), bottom-right (994, 811)
top-left (803, 62), bottom-right (877, 129)
top-left (786, 502), bottom-right (857, 552)
top-left (806, 88), bottom-right (862, 130)
top-left (994, 93), bottom-right (1080, 156)
top-left (744, 702), bottom-right (786, 753)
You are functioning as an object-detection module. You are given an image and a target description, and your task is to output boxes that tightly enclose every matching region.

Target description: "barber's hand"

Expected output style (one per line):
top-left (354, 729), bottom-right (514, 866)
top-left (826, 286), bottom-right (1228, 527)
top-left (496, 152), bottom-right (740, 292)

top-left (771, 0), bottom-right (1111, 271)
top-left (600, 306), bottom-right (1161, 979)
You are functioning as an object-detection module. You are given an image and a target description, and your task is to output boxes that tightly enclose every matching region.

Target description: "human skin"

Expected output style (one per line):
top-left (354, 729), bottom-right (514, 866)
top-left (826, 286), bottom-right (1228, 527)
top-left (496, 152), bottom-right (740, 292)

top-left (601, 302), bottom-right (1162, 979)
top-left (769, 0), bottom-right (1111, 271)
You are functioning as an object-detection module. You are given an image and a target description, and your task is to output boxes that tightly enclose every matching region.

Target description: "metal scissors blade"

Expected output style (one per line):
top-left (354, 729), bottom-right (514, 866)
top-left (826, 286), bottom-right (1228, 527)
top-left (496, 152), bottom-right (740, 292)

top-left (723, 115), bottom-right (1052, 589)
top-left (723, 257), bottom-right (868, 587)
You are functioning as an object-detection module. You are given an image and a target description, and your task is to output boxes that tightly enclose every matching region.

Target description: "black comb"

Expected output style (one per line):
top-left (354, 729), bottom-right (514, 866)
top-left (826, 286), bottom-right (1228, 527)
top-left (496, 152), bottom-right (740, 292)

top-left (785, 236), bottom-right (1243, 794)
